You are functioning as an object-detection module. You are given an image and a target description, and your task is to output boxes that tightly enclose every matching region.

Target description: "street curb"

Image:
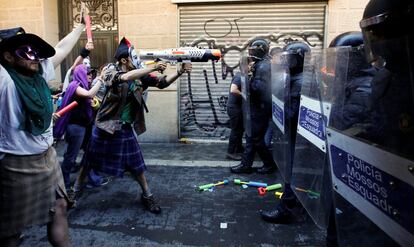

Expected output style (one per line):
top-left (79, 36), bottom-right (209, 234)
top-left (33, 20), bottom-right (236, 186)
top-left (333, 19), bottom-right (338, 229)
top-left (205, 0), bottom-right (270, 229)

top-left (145, 159), bottom-right (263, 167)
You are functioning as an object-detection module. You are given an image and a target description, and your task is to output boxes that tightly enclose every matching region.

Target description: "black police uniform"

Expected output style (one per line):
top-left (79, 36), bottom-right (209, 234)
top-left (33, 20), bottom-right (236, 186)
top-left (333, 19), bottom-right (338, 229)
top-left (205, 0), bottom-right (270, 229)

top-left (226, 72), bottom-right (244, 159)
top-left (238, 55), bottom-right (276, 173)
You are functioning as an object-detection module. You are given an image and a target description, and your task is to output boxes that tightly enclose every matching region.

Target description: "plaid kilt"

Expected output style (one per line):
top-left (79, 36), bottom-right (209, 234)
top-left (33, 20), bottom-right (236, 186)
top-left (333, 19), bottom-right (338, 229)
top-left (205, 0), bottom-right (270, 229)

top-left (0, 147), bottom-right (67, 238)
top-left (83, 126), bottom-right (146, 177)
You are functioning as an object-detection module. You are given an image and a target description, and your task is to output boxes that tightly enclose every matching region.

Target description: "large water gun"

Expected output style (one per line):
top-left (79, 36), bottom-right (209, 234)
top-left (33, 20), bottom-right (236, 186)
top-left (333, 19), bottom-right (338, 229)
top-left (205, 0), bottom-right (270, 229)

top-left (139, 47), bottom-right (221, 64)
top-left (234, 179), bottom-right (267, 188)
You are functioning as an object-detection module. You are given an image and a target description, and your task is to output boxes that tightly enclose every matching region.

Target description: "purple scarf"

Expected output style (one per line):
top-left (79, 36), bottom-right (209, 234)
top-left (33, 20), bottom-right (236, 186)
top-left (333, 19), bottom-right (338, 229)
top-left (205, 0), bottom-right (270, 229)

top-left (53, 64), bottom-right (93, 138)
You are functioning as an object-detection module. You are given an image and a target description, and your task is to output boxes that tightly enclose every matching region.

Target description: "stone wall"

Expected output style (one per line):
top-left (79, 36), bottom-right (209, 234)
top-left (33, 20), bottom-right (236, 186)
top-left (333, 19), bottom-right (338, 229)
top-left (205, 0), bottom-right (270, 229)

top-left (326, 0), bottom-right (370, 44)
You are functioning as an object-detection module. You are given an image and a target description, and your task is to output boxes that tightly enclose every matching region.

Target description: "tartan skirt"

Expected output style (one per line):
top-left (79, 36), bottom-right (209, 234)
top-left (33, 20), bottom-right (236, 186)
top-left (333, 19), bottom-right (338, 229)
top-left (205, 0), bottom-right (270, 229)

top-left (0, 147), bottom-right (67, 238)
top-left (83, 126), bottom-right (146, 177)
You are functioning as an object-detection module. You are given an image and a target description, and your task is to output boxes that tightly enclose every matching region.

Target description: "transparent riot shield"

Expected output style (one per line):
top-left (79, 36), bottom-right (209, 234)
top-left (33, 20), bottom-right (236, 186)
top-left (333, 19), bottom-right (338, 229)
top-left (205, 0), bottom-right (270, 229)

top-left (270, 54), bottom-right (293, 182)
top-left (290, 49), bottom-right (341, 229)
top-left (324, 41), bottom-right (414, 247)
top-left (240, 52), bottom-right (251, 137)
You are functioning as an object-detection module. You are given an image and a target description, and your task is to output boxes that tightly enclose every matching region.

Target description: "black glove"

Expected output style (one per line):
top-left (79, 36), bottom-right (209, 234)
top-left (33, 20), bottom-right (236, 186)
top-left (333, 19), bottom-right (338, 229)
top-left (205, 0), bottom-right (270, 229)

top-left (80, 47), bottom-right (90, 58)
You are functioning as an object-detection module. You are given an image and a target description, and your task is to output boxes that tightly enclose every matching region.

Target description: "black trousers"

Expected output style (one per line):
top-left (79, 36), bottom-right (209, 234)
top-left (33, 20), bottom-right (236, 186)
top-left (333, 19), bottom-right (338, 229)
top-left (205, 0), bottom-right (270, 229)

top-left (241, 114), bottom-right (276, 167)
top-left (227, 104), bottom-right (244, 154)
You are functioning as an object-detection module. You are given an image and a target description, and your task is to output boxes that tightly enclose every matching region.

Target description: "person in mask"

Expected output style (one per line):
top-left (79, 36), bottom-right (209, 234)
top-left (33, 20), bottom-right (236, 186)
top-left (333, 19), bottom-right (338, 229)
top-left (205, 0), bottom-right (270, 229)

top-left (230, 38), bottom-right (277, 174)
top-left (71, 37), bottom-right (192, 214)
top-left (0, 22), bottom-right (86, 246)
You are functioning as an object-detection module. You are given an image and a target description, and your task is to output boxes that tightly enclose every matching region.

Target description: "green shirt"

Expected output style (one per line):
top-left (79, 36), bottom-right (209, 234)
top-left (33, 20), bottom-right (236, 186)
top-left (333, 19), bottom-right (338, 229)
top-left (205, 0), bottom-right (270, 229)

top-left (120, 83), bottom-right (139, 124)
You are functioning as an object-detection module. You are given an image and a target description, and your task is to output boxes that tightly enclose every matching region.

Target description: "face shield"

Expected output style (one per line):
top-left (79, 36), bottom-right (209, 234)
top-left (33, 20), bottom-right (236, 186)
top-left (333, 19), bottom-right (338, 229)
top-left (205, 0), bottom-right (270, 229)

top-left (360, 6), bottom-right (414, 68)
top-left (279, 51), bottom-right (302, 70)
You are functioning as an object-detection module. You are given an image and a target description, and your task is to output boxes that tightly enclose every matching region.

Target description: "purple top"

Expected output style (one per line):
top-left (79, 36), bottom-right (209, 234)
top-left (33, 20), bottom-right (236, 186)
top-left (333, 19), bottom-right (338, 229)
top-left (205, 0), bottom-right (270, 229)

top-left (53, 64), bottom-right (93, 138)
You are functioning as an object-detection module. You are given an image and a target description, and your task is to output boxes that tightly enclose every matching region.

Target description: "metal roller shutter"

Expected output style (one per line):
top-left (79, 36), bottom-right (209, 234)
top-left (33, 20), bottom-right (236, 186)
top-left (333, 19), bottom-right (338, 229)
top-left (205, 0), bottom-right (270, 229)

top-left (178, 2), bottom-right (326, 139)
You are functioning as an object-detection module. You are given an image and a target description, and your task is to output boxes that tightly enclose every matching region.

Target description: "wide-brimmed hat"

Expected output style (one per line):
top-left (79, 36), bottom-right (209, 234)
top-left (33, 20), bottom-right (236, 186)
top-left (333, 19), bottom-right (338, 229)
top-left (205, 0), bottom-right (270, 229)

top-left (0, 27), bottom-right (55, 59)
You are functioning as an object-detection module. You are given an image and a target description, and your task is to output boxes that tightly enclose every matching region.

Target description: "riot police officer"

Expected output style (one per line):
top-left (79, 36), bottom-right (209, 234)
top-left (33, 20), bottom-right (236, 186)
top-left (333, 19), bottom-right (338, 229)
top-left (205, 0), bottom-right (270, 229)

top-left (360, 0), bottom-right (414, 156)
top-left (230, 38), bottom-right (277, 174)
top-left (326, 31), bottom-right (373, 247)
top-left (260, 41), bottom-right (310, 223)
top-left (324, 1), bottom-right (414, 246)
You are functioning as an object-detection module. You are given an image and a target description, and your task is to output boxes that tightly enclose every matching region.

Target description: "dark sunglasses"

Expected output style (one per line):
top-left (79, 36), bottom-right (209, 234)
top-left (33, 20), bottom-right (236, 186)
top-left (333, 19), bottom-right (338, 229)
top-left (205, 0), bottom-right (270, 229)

top-left (14, 45), bottom-right (40, 61)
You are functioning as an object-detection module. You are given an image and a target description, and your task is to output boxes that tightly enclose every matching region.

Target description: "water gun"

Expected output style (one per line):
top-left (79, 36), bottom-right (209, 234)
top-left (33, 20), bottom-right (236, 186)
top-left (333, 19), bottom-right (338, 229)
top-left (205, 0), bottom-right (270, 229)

top-left (234, 179), bottom-right (267, 188)
top-left (258, 183), bottom-right (283, 196)
top-left (139, 47), bottom-right (221, 65)
top-left (275, 191), bottom-right (283, 199)
top-left (295, 187), bottom-right (321, 198)
top-left (55, 101), bottom-right (78, 117)
top-left (198, 179), bottom-right (229, 191)
top-left (84, 15), bottom-right (93, 42)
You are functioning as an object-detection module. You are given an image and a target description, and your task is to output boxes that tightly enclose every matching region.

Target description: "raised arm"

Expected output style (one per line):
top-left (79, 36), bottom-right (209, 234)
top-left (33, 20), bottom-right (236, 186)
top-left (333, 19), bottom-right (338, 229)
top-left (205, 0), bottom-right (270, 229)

top-left (75, 78), bottom-right (103, 98)
top-left (120, 62), bottom-right (166, 81)
top-left (69, 41), bottom-right (94, 70)
top-left (50, 24), bottom-right (85, 68)
top-left (164, 63), bottom-right (192, 84)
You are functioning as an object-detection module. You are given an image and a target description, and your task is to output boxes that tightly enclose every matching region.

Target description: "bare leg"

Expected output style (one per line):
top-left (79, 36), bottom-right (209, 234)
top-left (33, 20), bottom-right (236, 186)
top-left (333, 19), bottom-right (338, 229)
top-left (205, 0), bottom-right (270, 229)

top-left (133, 172), bottom-right (149, 193)
top-left (73, 166), bottom-right (89, 191)
top-left (133, 172), bottom-right (161, 214)
top-left (47, 198), bottom-right (69, 247)
top-left (0, 234), bottom-right (20, 247)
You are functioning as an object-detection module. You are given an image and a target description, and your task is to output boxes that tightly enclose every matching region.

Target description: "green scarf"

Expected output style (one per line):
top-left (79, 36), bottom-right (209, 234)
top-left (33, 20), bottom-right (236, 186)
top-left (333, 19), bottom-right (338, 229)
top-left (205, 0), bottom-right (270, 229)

top-left (6, 65), bottom-right (53, 135)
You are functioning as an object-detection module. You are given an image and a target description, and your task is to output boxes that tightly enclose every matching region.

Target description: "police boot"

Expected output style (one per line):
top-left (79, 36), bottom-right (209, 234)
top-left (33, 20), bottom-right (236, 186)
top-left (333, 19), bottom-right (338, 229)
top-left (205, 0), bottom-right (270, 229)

top-left (230, 163), bottom-right (253, 174)
top-left (260, 205), bottom-right (293, 224)
top-left (256, 165), bottom-right (277, 174)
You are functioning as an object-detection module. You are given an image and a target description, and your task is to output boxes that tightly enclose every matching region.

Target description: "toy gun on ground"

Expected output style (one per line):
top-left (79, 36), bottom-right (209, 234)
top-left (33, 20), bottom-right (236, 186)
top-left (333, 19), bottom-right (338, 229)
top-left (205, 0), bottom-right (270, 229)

top-left (295, 187), bottom-right (320, 198)
top-left (234, 179), bottom-right (267, 188)
top-left (139, 47), bottom-right (221, 65)
top-left (198, 179), bottom-right (229, 191)
top-left (258, 183), bottom-right (283, 196)
top-left (275, 191), bottom-right (283, 199)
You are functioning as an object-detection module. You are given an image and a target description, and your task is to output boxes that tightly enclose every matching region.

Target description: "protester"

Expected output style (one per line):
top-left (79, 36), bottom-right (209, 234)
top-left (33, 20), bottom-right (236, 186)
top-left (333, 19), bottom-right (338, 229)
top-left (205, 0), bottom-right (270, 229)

top-left (0, 23), bottom-right (85, 246)
top-left (72, 37), bottom-right (192, 214)
top-left (53, 64), bottom-right (105, 190)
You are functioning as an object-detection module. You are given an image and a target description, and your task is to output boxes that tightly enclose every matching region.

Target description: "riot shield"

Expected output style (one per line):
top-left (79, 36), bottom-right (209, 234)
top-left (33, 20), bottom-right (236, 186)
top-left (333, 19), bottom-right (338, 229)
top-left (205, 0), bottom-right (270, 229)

top-left (240, 52), bottom-right (251, 137)
top-left (270, 54), bottom-right (293, 182)
top-left (290, 49), bottom-right (340, 229)
top-left (324, 40), bottom-right (414, 247)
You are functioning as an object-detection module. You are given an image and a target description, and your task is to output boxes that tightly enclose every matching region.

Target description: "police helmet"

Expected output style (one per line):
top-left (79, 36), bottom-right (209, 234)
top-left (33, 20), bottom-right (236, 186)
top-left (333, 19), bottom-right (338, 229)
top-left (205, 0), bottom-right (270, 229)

top-left (329, 32), bottom-right (364, 48)
top-left (248, 38), bottom-right (270, 61)
top-left (280, 42), bottom-right (310, 71)
top-left (360, 0), bottom-right (414, 63)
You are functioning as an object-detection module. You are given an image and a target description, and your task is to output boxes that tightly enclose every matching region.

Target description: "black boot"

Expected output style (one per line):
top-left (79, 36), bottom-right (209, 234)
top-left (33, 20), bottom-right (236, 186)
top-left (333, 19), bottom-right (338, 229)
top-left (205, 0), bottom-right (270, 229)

top-left (256, 165), bottom-right (277, 174)
top-left (226, 153), bottom-right (242, 161)
top-left (230, 163), bottom-right (253, 174)
top-left (260, 206), bottom-right (293, 224)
